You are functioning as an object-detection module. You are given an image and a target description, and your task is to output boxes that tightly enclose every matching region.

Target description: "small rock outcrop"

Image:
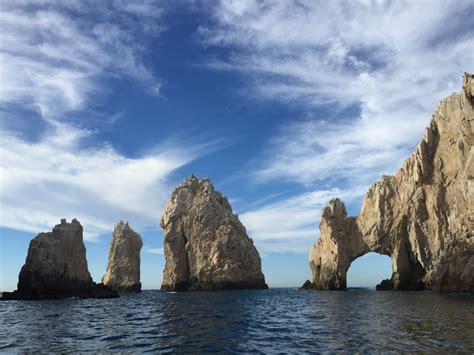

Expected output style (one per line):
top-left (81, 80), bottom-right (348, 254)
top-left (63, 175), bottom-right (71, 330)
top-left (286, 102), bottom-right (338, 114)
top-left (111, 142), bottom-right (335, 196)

top-left (307, 73), bottom-right (474, 292)
top-left (2, 219), bottom-right (117, 300)
top-left (160, 176), bottom-right (268, 291)
top-left (102, 221), bottom-right (143, 292)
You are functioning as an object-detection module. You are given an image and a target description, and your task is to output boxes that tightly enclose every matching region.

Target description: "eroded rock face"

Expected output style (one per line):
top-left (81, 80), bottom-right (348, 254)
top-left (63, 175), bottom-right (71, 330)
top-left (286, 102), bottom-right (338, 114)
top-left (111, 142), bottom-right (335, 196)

top-left (102, 221), bottom-right (143, 292)
top-left (307, 73), bottom-right (474, 292)
top-left (161, 176), bottom-right (268, 291)
top-left (2, 219), bottom-right (117, 299)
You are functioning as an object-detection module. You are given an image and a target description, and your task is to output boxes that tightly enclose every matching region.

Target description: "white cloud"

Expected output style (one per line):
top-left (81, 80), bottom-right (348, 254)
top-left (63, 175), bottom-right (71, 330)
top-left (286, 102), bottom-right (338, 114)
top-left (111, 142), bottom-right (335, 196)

top-left (199, 0), bottom-right (473, 253)
top-left (0, 1), bottom-right (210, 240)
top-left (0, 123), bottom-right (209, 241)
top-left (0, 1), bottom-right (162, 122)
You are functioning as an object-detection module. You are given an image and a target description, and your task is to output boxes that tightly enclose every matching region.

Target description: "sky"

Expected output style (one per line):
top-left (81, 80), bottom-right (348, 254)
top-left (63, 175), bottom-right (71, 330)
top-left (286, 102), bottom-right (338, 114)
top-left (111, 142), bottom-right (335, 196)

top-left (0, 0), bottom-right (472, 291)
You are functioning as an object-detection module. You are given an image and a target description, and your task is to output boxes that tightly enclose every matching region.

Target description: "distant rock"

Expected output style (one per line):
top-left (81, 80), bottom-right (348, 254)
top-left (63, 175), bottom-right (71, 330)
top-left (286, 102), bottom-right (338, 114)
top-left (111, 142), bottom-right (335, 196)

top-left (1, 219), bottom-right (117, 300)
top-left (160, 176), bottom-right (268, 291)
top-left (376, 279), bottom-right (394, 291)
top-left (299, 280), bottom-right (314, 290)
top-left (102, 221), bottom-right (143, 292)
top-left (307, 73), bottom-right (474, 292)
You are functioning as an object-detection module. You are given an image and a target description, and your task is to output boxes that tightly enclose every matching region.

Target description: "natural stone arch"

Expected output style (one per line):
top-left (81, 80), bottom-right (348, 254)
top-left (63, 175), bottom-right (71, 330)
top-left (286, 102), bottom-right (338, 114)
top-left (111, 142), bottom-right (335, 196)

top-left (304, 74), bottom-right (473, 293)
top-left (308, 198), bottom-right (427, 291)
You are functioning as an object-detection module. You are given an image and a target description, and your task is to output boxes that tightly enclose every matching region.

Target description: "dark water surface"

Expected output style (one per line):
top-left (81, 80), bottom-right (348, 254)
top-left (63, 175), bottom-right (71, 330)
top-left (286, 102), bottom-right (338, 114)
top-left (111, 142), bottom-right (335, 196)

top-left (1, 289), bottom-right (473, 352)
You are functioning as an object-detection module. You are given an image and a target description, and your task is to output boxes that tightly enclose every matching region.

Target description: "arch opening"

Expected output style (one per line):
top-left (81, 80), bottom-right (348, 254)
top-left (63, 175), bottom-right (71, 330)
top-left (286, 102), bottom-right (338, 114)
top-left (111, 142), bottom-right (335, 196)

top-left (346, 252), bottom-right (392, 289)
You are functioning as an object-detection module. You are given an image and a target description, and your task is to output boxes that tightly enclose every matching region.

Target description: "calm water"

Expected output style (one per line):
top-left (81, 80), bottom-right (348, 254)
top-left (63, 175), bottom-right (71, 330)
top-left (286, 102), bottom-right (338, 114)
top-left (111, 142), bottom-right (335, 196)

top-left (1, 289), bottom-right (473, 352)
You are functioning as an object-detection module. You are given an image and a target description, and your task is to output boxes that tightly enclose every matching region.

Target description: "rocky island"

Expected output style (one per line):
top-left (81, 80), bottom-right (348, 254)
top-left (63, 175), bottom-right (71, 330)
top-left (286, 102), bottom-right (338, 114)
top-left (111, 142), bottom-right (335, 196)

top-left (160, 176), bottom-right (268, 291)
top-left (1, 219), bottom-right (117, 300)
top-left (102, 221), bottom-right (143, 292)
top-left (303, 73), bottom-right (474, 292)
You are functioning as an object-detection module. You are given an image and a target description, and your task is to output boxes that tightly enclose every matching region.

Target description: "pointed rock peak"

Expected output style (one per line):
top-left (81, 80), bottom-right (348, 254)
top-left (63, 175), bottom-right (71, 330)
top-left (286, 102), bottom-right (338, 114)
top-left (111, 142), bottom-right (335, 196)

top-left (463, 72), bottom-right (473, 102)
top-left (103, 222), bottom-right (143, 292)
top-left (161, 176), bottom-right (267, 291)
top-left (322, 198), bottom-right (347, 219)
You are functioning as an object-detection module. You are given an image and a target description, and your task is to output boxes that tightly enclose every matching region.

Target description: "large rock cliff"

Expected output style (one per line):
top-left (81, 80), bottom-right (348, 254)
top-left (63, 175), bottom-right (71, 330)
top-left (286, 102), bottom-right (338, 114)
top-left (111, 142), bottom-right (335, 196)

top-left (306, 73), bottom-right (474, 292)
top-left (102, 221), bottom-right (143, 292)
top-left (2, 219), bottom-right (117, 299)
top-left (161, 176), bottom-right (268, 291)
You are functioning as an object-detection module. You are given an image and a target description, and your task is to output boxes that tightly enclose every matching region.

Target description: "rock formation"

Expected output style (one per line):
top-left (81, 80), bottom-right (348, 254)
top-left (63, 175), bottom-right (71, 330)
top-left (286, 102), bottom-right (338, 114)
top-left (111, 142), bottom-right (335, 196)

top-left (160, 176), bottom-right (268, 291)
top-left (1, 219), bottom-right (117, 300)
top-left (102, 221), bottom-right (143, 292)
top-left (305, 73), bottom-right (474, 292)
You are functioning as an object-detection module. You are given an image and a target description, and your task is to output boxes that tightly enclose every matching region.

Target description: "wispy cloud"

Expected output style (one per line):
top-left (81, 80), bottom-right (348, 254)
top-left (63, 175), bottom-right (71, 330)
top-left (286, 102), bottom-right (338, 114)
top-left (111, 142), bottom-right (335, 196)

top-left (0, 1), bottom-right (208, 240)
top-left (0, 0), bottom-right (162, 123)
top-left (0, 122), bottom-right (212, 240)
top-left (200, 0), bottom-right (473, 252)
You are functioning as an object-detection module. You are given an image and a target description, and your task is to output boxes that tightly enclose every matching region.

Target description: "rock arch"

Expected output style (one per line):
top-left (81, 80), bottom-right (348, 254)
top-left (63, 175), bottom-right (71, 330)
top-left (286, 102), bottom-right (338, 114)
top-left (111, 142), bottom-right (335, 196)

top-left (305, 73), bottom-right (474, 292)
top-left (308, 199), bottom-right (426, 290)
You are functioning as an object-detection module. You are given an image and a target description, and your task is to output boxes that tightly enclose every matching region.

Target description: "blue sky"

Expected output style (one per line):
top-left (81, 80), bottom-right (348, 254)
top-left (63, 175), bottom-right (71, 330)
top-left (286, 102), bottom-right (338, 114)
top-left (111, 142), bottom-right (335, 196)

top-left (0, 0), bottom-right (472, 290)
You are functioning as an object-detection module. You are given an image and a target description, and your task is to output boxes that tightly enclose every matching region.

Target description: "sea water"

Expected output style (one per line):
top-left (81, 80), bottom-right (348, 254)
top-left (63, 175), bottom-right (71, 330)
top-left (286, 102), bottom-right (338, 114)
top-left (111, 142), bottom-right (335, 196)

top-left (1, 288), bottom-right (473, 352)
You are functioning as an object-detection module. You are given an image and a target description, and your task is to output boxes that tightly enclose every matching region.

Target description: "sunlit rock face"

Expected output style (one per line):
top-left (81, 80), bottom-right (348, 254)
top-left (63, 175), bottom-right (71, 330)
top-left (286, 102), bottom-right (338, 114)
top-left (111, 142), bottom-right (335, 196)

top-left (102, 221), bottom-right (143, 292)
top-left (160, 176), bottom-right (268, 291)
top-left (306, 73), bottom-right (474, 292)
top-left (2, 219), bottom-right (117, 299)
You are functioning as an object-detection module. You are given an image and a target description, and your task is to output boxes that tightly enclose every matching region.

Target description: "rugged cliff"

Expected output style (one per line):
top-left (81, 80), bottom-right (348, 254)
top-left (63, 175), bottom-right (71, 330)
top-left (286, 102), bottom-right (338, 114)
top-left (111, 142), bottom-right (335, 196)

top-left (102, 221), bottom-right (143, 292)
top-left (2, 219), bottom-right (117, 299)
top-left (305, 73), bottom-right (473, 292)
top-left (161, 176), bottom-right (268, 291)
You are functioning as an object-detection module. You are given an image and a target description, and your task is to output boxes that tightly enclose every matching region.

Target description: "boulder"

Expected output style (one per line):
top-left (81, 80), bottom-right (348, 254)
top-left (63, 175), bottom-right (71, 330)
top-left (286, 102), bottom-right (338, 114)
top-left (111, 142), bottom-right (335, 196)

top-left (102, 221), bottom-right (143, 292)
top-left (307, 73), bottom-right (474, 292)
top-left (160, 176), bottom-right (268, 291)
top-left (375, 279), bottom-right (394, 291)
top-left (299, 280), bottom-right (314, 290)
top-left (1, 219), bottom-right (117, 300)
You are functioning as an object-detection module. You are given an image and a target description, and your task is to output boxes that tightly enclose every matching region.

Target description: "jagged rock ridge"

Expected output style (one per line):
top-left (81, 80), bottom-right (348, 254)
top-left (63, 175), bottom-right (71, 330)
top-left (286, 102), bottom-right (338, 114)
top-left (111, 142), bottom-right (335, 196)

top-left (102, 221), bottom-right (143, 292)
top-left (2, 219), bottom-right (117, 299)
top-left (305, 73), bottom-right (473, 292)
top-left (161, 176), bottom-right (268, 291)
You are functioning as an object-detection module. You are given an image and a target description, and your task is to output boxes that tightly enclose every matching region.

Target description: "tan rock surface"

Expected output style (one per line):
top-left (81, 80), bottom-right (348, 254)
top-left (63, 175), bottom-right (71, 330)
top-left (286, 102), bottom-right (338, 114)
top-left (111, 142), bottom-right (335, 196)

top-left (307, 73), bottom-right (474, 292)
top-left (2, 219), bottom-right (117, 299)
top-left (102, 221), bottom-right (143, 292)
top-left (161, 176), bottom-right (268, 291)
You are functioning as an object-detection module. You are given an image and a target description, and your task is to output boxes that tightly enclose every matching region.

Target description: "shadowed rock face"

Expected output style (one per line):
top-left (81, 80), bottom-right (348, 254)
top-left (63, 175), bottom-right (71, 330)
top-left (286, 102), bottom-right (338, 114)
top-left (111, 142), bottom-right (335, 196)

top-left (306, 73), bottom-right (474, 292)
top-left (1, 219), bottom-right (117, 300)
top-left (102, 221), bottom-right (143, 292)
top-left (161, 176), bottom-right (268, 291)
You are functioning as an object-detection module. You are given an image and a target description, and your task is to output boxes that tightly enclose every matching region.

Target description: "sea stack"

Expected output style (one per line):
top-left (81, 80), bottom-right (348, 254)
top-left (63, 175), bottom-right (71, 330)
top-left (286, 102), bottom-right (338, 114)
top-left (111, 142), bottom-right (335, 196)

top-left (1, 219), bottom-right (117, 299)
top-left (102, 221), bottom-right (143, 292)
top-left (304, 73), bottom-right (474, 292)
top-left (160, 176), bottom-right (268, 291)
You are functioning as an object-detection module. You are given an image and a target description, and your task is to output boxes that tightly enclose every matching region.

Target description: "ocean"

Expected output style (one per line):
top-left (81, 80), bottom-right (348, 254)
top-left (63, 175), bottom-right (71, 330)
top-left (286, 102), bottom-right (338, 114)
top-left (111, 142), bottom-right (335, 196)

top-left (1, 288), bottom-right (473, 352)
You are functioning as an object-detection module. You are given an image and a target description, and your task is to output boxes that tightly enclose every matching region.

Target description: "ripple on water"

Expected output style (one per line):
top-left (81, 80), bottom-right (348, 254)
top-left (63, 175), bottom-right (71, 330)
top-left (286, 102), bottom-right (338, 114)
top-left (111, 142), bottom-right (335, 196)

top-left (0, 289), bottom-right (473, 352)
